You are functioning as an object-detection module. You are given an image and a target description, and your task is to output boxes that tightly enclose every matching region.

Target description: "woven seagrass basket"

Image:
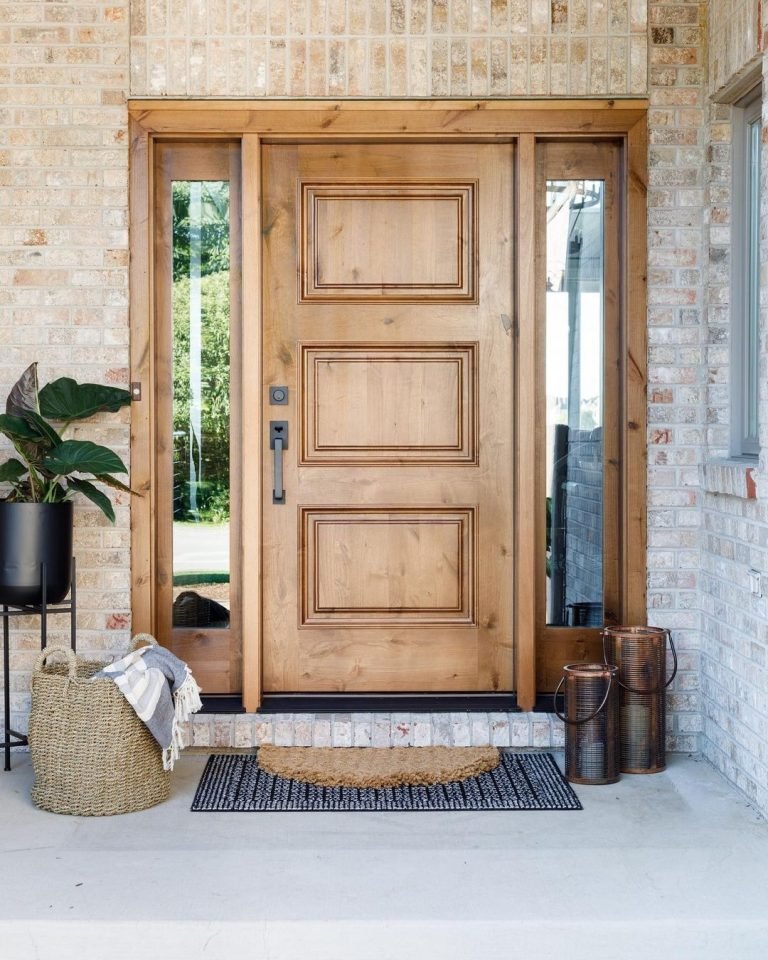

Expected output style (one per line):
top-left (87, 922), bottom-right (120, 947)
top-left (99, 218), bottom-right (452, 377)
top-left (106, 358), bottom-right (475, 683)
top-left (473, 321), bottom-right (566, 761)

top-left (28, 643), bottom-right (170, 816)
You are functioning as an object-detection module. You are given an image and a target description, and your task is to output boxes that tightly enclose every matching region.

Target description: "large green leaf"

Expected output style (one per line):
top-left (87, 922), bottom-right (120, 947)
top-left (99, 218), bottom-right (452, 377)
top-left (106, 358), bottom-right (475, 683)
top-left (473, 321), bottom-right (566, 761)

top-left (0, 459), bottom-right (26, 482)
top-left (42, 440), bottom-right (127, 478)
top-left (6, 363), bottom-right (40, 417)
top-left (67, 476), bottom-right (115, 523)
top-left (20, 409), bottom-right (62, 449)
top-left (0, 413), bottom-right (42, 443)
top-left (39, 378), bottom-right (131, 422)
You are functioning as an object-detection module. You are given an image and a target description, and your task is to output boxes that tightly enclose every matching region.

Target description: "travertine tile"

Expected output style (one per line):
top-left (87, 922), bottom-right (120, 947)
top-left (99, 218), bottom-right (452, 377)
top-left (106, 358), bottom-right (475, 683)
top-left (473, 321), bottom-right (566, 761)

top-left (128, 0), bottom-right (647, 97)
top-left (450, 37), bottom-right (468, 94)
top-left (308, 37), bottom-right (326, 94)
top-left (411, 0), bottom-right (429, 32)
top-left (289, 0), bottom-right (308, 35)
top-left (332, 713), bottom-right (353, 746)
top-left (347, 37), bottom-right (367, 94)
top-left (328, 38), bottom-right (346, 94)
top-left (470, 37), bottom-right (489, 95)
top-left (610, 35), bottom-right (627, 92)
top-left (289, 39), bottom-right (307, 95)
top-left (451, 712), bottom-right (471, 746)
top-left (470, 713), bottom-right (490, 745)
top-left (431, 37), bottom-right (449, 94)
top-left (389, 37), bottom-right (407, 95)
top-left (267, 38), bottom-right (287, 95)
top-left (490, 36), bottom-right (508, 93)
top-left (431, 0), bottom-right (449, 33)
top-left (410, 36), bottom-right (428, 94)
top-left (312, 716), bottom-right (332, 746)
top-left (348, 0), bottom-right (367, 32)
top-left (368, 38), bottom-right (386, 94)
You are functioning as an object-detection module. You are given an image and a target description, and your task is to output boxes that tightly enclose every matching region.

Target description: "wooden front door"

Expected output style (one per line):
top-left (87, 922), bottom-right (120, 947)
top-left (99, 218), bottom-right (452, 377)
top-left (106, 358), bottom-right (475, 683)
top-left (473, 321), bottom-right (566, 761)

top-left (261, 142), bottom-right (514, 693)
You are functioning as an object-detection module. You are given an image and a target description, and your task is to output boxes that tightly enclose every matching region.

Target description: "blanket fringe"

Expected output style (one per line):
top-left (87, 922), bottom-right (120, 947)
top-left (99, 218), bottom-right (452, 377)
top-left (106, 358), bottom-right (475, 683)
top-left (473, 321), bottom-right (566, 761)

top-left (162, 669), bottom-right (203, 771)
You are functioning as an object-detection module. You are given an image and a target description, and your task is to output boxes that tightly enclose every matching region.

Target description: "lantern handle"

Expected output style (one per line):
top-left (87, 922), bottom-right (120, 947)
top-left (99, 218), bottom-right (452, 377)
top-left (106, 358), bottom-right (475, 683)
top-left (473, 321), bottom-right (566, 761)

top-left (553, 670), bottom-right (614, 725)
top-left (602, 628), bottom-right (678, 694)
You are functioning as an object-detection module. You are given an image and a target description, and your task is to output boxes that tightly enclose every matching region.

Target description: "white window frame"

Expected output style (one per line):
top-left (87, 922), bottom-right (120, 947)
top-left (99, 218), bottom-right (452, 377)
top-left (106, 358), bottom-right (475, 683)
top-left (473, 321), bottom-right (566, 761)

top-left (731, 88), bottom-right (762, 458)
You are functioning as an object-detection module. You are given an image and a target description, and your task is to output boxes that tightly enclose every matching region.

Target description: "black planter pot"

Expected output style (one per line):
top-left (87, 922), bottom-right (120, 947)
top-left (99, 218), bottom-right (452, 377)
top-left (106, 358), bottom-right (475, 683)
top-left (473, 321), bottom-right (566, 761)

top-left (0, 501), bottom-right (73, 606)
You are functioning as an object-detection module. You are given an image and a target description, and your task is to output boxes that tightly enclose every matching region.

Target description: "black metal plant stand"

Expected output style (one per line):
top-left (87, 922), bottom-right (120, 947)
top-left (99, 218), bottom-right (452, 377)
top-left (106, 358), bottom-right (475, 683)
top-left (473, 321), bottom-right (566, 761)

top-left (2, 558), bottom-right (76, 771)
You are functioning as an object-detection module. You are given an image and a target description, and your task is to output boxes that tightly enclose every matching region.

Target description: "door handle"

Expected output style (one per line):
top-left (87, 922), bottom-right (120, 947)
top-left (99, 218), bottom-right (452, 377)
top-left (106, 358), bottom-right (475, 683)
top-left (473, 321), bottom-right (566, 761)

top-left (270, 421), bottom-right (288, 504)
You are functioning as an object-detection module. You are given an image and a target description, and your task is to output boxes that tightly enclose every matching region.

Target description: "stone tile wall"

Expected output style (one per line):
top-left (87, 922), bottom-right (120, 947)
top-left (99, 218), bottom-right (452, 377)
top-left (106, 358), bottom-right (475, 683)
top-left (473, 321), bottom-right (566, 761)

top-left (129, 0), bottom-right (648, 97)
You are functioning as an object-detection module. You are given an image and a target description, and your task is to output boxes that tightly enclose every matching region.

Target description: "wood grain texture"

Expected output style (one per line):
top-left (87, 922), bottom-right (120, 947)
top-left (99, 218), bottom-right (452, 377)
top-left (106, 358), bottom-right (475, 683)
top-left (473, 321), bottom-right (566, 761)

top-left (129, 119), bottom-right (154, 638)
top-left (129, 100), bottom-right (648, 138)
top-left (241, 134), bottom-right (263, 711)
top-left (625, 116), bottom-right (649, 626)
top-left (261, 141), bottom-right (514, 693)
top-left (301, 182), bottom-right (476, 301)
top-left (514, 134), bottom-right (538, 713)
top-left (301, 507), bottom-right (474, 624)
top-left (300, 343), bottom-right (477, 464)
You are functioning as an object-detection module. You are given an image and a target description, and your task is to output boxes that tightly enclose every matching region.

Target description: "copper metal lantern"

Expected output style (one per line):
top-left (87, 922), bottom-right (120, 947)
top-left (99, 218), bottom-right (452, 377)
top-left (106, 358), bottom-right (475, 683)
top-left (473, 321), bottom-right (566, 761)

top-left (555, 662), bottom-right (620, 785)
top-left (602, 626), bottom-right (678, 774)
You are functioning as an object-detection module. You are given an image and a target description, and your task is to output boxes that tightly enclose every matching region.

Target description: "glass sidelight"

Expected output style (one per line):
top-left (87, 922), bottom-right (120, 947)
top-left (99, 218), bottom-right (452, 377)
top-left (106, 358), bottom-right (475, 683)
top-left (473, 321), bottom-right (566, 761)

top-left (535, 140), bottom-right (622, 692)
top-left (171, 179), bottom-right (232, 630)
top-left (545, 179), bottom-right (605, 628)
top-left (152, 142), bottom-right (242, 694)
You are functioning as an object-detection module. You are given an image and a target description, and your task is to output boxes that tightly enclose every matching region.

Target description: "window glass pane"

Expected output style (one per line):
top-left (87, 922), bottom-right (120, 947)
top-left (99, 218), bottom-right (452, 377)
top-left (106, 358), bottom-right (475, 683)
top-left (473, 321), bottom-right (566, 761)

top-left (746, 117), bottom-right (761, 447)
top-left (545, 180), bottom-right (605, 627)
top-left (171, 181), bottom-right (231, 630)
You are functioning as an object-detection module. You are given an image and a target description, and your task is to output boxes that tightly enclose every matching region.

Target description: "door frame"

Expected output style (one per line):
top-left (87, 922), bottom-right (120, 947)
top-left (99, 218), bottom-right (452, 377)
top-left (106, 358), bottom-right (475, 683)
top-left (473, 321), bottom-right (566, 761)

top-left (128, 99), bottom-right (648, 712)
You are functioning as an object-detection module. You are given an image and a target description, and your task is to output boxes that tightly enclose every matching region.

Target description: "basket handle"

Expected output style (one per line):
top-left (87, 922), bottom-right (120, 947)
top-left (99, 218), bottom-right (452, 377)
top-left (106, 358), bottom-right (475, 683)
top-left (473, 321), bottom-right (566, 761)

top-left (130, 633), bottom-right (158, 651)
top-left (553, 671), bottom-right (614, 725)
top-left (33, 645), bottom-right (77, 678)
top-left (602, 628), bottom-right (678, 694)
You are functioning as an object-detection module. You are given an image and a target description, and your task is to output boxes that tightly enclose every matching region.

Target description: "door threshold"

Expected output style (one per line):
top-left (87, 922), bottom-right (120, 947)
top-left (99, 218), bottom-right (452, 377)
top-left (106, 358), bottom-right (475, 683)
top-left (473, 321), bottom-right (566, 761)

top-left (199, 693), bottom-right (560, 714)
top-left (257, 694), bottom-right (520, 713)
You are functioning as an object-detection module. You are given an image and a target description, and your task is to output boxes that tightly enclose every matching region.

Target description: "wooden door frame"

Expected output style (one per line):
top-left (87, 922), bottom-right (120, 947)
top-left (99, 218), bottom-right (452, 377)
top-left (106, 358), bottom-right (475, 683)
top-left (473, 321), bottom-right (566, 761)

top-left (128, 99), bottom-right (648, 712)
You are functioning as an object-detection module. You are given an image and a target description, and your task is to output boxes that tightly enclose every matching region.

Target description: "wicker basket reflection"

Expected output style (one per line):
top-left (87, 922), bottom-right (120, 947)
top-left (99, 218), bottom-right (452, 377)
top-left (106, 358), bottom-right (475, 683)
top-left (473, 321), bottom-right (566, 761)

top-left (554, 663), bottom-right (620, 785)
top-left (602, 626), bottom-right (677, 774)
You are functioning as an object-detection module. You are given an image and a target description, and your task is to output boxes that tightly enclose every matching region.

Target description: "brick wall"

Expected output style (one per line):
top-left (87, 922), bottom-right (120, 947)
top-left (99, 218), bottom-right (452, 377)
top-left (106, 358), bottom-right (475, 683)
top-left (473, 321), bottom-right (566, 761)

top-left (0, 2), bottom-right (132, 734)
top-left (698, 0), bottom-right (768, 813)
top-left (645, 0), bottom-right (707, 753)
top-left (129, 0), bottom-right (648, 97)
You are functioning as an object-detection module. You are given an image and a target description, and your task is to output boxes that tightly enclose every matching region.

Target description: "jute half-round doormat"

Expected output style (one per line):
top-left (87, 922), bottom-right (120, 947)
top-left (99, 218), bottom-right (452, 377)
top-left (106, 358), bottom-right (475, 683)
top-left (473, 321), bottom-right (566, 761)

top-left (257, 745), bottom-right (501, 788)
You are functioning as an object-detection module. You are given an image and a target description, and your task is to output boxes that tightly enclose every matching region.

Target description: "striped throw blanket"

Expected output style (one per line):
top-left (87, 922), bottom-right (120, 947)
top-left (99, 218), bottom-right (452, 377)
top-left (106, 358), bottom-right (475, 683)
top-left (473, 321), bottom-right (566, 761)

top-left (95, 635), bottom-right (202, 771)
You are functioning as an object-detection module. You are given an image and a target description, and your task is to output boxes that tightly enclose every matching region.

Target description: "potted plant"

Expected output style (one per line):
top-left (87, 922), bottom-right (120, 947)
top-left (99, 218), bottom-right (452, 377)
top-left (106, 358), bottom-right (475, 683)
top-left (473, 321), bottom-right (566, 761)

top-left (0, 363), bottom-right (132, 605)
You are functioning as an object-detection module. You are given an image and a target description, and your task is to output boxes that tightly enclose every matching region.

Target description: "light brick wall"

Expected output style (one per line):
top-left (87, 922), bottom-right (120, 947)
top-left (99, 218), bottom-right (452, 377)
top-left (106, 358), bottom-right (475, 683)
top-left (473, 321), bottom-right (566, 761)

top-left (129, 0), bottom-right (648, 97)
top-left (697, 0), bottom-right (768, 813)
top-left (646, 0), bottom-right (707, 753)
top-left (0, 2), bottom-right (132, 734)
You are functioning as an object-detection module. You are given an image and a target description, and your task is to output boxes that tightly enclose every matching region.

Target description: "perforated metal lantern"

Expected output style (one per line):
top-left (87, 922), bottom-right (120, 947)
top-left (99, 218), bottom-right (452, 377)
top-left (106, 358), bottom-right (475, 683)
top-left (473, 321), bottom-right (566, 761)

top-left (602, 626), bottom-right (677, 774)
top-left (555, 663), bottom-right (620, 785)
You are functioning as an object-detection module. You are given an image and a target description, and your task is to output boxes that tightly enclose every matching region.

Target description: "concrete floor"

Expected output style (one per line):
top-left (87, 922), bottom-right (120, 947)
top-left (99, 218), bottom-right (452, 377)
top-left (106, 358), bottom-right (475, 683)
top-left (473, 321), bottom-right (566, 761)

top-left (1, 750), bottom-right (767, 960)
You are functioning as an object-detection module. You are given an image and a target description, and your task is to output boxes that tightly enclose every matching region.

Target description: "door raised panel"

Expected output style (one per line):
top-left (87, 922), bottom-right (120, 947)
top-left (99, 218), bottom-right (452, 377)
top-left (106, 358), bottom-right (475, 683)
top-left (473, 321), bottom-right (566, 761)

top-left (300, 181), bottom-right (477, 301)
top-left (301, 507), bottom-right (476, 625)
top-left (300, 343), bottom-right (478, 465)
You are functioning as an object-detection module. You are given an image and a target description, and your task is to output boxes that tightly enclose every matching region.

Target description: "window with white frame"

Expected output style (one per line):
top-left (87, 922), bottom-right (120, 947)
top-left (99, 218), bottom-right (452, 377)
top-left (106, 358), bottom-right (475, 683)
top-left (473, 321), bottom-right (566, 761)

top-left (732, 89), bottom-right (762, 457)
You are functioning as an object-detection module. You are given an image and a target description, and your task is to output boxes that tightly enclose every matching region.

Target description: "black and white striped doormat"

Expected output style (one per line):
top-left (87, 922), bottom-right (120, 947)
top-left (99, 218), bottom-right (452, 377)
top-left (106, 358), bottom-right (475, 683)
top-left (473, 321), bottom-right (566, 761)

top-left (191, 751), bottom-right (582, 812)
